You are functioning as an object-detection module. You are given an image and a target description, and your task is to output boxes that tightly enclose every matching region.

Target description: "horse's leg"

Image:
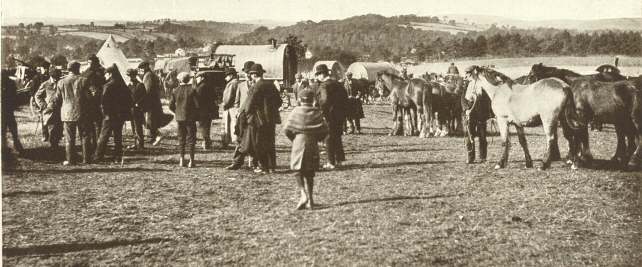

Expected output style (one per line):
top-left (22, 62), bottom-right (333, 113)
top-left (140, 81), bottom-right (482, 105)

top-left (559, 116), bottom-right (579, 169)
top-left (540, 121), bottom-right (558, 170)
top-left (411, 107), bottom-right (419, 136)
top-left (611, 125), bottom-right (627, 165)
top-left (549, 128), bottom-right (561, 161)
top-left (495, 118), bottom-right (510, 169)
top-left (389, 105), bottom-right (398, 136)
top-left (515, 126), bottom-right (533, 168)
top-left (578, 126), bottom-right (594, 165)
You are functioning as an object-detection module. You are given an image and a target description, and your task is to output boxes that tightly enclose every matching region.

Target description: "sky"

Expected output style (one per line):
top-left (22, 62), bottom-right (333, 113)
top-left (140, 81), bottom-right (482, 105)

top-left (2, 0), bottom-right (641, 24)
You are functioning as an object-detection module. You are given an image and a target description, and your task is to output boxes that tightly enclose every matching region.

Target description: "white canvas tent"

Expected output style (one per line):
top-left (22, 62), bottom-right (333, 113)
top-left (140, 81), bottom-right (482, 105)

top-left (96, 34), bottom-right (131, 83)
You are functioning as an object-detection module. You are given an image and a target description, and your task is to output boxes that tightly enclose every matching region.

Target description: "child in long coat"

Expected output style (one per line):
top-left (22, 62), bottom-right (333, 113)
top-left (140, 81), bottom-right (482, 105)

top-left (283, 88), bottom-right (328, 210)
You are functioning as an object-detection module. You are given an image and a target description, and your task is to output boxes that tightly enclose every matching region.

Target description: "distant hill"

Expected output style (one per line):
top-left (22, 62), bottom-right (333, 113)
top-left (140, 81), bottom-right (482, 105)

top-left (443, 14), bottom-right (642, 31)
top-left (242, 19), bottom-right (295, 29)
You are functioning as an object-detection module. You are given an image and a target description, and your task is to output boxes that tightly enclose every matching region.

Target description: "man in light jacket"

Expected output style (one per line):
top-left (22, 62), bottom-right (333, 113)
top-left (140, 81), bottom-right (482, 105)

top-left (55, 61), bottom-right (92, 165)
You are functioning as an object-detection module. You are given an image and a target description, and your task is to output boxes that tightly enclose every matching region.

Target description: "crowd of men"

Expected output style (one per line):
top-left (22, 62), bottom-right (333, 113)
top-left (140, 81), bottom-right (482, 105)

top-left (1, 55), bottom-right (362, 174)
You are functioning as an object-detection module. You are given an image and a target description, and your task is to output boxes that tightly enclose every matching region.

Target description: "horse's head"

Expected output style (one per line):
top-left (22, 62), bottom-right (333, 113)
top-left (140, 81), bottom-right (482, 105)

top-left (465, 65), bottom-right (512, 99)
top-left (527, 63), bottom-right (582, 84)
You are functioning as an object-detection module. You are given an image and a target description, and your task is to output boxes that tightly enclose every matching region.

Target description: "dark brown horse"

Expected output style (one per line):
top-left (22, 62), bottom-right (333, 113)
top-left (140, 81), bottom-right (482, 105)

top-left (432, 75), bottom-right (466, 136)
top-left (376, 71), bottom-right (432, 137)
top-left (527, 64), bottom-right (642, 170)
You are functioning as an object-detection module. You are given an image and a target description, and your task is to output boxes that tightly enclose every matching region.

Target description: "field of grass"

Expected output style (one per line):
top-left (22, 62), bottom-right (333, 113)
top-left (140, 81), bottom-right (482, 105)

top-left (409, 56), bottom-right (642, 78)
top-left (2, 103), bottom-right (641, 266)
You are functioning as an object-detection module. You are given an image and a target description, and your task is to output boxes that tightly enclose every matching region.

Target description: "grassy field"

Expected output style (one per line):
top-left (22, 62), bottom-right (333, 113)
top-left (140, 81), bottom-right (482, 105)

top-left (409, 56), bottom-right (642, 78)
top-left (2, 104), bottom-right (641, 266)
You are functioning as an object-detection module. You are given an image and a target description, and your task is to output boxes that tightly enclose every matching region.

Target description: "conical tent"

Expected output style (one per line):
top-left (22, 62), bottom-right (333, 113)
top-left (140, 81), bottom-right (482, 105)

top-left (96, 34), bottom-right (131, 83)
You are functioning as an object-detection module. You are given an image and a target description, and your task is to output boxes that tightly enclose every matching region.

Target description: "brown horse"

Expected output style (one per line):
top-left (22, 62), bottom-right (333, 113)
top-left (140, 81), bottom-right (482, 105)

top-left (527, 64), bottom-right (642, 170)
top-left (433, 75), bottom-right (466, 136)
top-left (376, 71), bottom-right (432, 137)
top-left (465, 65), bottom-right (583, 170)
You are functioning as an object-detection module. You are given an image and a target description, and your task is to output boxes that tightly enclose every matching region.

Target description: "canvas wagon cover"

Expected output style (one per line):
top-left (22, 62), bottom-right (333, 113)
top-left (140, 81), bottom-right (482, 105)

top-left (214, 44), bottom-right (287, 80)
top-left (346, 62), bottom-right (399, 81)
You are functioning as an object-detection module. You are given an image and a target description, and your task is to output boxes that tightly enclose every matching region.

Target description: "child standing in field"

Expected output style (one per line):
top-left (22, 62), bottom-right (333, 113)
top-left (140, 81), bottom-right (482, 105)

top-left (284, 88), bottom-right (328, 210)
top-left (169, 72), bottom-right (199, 168)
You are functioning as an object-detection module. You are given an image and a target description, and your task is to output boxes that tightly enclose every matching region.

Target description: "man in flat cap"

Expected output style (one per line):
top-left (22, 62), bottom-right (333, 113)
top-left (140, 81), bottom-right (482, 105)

top-left (82, 54), bottom-right (106, 147)
top-left (34, 66), bottom-right (63, 150)
top-left (126, 69), bottom-right (146, 150)
top-left (55, 61), bottom-right (92, 165)
top-left (315, 64), bottom-right (348, 169)
top-left (221, 68), bottom-right (240, 148)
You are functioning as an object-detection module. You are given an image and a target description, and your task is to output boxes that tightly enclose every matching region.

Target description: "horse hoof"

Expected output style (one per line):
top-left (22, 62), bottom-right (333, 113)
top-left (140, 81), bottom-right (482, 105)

top-left (525, 162), bottom-right (533, 168)
top-left (565, 159), bottom-right (573, 165)
top-left (494, 164), bottom-right (502, 170)
top-left (571, 164), bottom-right (579, 170)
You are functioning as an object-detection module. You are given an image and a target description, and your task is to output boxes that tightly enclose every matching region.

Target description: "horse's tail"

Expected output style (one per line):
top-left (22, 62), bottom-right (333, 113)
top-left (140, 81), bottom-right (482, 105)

top-left (562, 86), bottom-right (585, 130)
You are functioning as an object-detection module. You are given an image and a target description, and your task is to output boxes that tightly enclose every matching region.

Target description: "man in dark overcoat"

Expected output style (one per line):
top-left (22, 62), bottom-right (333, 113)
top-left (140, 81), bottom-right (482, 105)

top-left (138, 61), bottom-right (164, 146)
top-left (315, 64), bottom-right (348, 169)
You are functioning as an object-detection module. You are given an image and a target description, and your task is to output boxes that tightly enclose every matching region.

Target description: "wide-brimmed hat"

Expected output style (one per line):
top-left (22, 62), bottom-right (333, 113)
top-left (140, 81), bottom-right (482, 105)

top-left (242, 61), bottom-right (255, 73)
top-left (248, 64), bottom-right (265, 75)
top-left (315, 64), bottom-right (330, 75)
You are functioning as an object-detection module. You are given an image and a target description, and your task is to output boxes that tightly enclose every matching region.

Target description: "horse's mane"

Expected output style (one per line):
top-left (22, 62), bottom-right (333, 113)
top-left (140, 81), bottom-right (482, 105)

top-left (468, 66), bottom-right (513, 87)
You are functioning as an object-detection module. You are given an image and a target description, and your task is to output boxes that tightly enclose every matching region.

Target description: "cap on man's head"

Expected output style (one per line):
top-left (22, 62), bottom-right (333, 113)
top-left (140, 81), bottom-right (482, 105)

top-left (68, 61), bottom-right (81, 71)
top-left (315, 64), bottom-right (330, 75)
top-left (297, 88), bottom-right (315, 104)
top-left (88, 54), bottom-right (99, 62)
top-left (126, 68), bottom-right (138, 77)
top-left (105, 64), bottom-right (120, 74)
top-left (177, 71), bottom-right (191, 83)
top-left (49, 67), bottom-right (62, 78)
top-left (225, 68), bottom-right (237, 76)
top-left (242, 61), bottom-right (255, 73)
top-left (137, 61), bottom-right (150, 70)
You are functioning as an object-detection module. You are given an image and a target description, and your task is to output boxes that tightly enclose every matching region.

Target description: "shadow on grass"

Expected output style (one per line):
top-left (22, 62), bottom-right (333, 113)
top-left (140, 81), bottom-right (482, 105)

top-left (581, 159), bottom-right (628, 171)
top-left (2, 237), bottom-right (171, 257)
top-left (345, 147), bottom-right (446, 154)
top-left (2, 190), bottom-right (57, 198)
top-left (315, 194), bottom-right (461, 209)
top-left (334, 160), bottom-right (453, 171)
top-left (7, 167), bottom-right (171, 174)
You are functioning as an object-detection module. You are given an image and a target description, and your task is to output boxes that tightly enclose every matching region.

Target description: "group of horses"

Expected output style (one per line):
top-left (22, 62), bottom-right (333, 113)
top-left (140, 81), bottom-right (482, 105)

top-left (374, 64), bottom-right (642, 171)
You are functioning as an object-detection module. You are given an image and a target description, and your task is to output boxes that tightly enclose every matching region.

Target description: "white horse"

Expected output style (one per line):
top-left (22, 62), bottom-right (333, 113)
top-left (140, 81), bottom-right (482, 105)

top-left (464, 65), bottom-right (583, 170)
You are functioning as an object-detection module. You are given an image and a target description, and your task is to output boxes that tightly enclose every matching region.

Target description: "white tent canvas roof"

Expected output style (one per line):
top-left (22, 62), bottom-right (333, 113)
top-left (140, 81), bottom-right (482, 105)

top-left (96, 34), bottom-right (131, 83)
top-left (346, 62), bottom-right (398, 81)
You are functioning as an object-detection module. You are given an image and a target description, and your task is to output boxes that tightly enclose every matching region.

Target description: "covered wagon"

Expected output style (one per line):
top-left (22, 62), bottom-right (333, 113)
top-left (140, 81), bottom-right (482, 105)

top-left (346, 62), bottom-right (399, 81)
top-left (213, 44), bottom-right (297, 88)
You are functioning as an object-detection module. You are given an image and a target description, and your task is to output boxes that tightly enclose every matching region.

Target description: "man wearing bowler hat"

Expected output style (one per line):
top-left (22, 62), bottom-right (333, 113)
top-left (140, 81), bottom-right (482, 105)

top-left (315, 64), bottom-right (348, 169)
